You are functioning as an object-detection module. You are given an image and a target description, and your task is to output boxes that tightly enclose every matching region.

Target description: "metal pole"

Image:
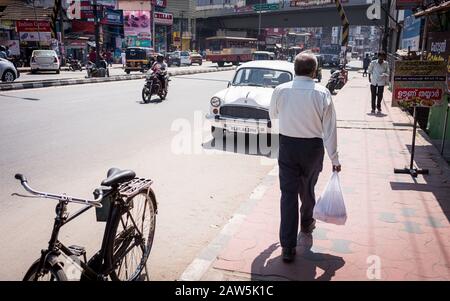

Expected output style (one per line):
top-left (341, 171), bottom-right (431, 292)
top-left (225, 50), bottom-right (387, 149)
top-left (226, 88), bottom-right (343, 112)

top-left (441, 104), bottom-right (450, 155)
top-left (180, 11), bottom-right (183, 51)
top-left (410, 105), bottom-right (418, 170)
top-left (32, 0), bottom-right (41, 49)
top-left (258, 0), bottom-right (262, 50)
top-left (93, 0), bottom-right (100, 66)
top-left (152, 1), bottom-right (155, 51)
top-left (382, 0), bottom-right (391, 52)
top-left (58, 3), bottom-right (64, 64)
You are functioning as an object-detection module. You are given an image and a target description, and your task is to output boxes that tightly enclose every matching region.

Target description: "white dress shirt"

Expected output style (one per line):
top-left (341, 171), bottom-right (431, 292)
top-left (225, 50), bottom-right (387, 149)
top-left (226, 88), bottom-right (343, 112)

top-left (269, 76), bottom-right (340, 166)
top-left (368, 60), bottom-right (390, 86)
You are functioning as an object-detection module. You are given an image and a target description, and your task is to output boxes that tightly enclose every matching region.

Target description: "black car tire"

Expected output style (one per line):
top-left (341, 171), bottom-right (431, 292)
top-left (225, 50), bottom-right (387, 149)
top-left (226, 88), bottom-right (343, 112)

top-left (2, 70), bottom-right (16, 82)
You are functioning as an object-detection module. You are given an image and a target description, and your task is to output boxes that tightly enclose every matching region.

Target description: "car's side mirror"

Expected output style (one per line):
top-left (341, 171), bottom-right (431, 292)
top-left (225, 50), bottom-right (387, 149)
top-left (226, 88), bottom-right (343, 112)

top-left (227, 81), bottom-right (231, 88)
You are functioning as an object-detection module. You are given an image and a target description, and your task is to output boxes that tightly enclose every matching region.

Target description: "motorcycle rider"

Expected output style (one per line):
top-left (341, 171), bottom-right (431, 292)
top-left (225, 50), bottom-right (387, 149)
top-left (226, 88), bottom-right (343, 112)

top-left (151, 53), bottom-right (168, 91)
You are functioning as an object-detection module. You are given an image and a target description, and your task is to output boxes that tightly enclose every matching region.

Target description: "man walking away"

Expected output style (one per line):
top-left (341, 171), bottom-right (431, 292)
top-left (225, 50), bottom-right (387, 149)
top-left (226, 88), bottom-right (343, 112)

top-left (269, 52), bottom-right (341, 263)
top-left (363, 54), bottom-right (371, 77)
top-left (368, 51), bottom-right (390, 114)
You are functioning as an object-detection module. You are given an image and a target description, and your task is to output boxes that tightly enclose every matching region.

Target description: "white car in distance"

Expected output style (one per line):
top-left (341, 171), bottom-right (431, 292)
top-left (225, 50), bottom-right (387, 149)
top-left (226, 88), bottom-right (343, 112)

top-left (206, 60), bottom-right (295, 138)
top-left (30, 50), bottom-right (60, 74)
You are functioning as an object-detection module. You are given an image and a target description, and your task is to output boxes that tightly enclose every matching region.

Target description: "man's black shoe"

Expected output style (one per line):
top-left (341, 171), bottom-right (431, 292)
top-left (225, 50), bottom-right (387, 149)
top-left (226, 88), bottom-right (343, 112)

top-left (282, 247), bottom-right (296, 263)
top-left (301, 219), bottom-right (316, 234)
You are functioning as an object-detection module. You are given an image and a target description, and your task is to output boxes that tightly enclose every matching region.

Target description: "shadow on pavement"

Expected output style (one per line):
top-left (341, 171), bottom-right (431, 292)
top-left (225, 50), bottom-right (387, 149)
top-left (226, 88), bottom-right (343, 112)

top-left (202, 133), bottom-right (279, 158)
top-left (250, 234), bottom-right (345, 281)
top-left (0, 94), bottom-right (39, 101)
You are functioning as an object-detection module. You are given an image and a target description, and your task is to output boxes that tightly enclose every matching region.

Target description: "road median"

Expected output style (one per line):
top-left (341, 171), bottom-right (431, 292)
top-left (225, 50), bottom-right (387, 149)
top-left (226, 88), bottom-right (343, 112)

top-left (0, 66), bottom-right (236, 92)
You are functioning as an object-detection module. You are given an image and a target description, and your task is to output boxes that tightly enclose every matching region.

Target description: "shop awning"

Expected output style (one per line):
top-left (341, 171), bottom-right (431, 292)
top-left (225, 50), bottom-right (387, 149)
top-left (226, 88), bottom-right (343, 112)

top-left (414, 1), bottom-right (450, 17)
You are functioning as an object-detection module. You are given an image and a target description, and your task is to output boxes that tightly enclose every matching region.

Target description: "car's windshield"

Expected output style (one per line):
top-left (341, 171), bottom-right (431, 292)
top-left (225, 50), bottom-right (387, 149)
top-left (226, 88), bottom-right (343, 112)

top-left (252, 53), bottom-right (269, 60)
top-left (233, 68), bottom-right (292, 87)
top-left (180, 51), bottom-right (189, 57)
top-left (33, 50), bottom-right (55, 57)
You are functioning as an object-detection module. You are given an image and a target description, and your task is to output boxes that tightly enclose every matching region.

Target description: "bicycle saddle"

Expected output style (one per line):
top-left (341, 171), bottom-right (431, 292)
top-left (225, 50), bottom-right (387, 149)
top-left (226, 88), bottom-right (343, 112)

top-left (101, 168), bottom-right (136, 187)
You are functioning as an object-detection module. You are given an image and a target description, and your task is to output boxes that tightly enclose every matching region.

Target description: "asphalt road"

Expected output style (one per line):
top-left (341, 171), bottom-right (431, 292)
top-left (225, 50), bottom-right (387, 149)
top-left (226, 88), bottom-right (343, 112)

top-left (0, 67), bottom-right (332, 280)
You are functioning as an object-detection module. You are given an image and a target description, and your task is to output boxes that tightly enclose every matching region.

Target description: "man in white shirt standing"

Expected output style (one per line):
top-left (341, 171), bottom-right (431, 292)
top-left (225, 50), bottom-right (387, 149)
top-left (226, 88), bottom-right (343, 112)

top-left (269, 52), bottom-right (341, 263)
top-left (368, 51), bottom-right (390, 114)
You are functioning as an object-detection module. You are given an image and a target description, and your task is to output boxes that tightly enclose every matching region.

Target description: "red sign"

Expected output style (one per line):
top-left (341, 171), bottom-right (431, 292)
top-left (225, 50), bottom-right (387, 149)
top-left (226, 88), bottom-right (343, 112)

top-left (16, 20), bottom-right (51, 32)
top-left (154, 12), bottom-right (173, 25)
top-left (394, 88), bottom-right (443, 103)
top-left (396, 0), bottom-right (422, 9)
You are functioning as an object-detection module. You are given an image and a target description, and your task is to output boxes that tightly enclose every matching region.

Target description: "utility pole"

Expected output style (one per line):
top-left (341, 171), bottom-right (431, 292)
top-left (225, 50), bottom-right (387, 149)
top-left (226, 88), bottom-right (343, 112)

top-left (382, 0), bottom-right (391, 53)
top-left (58, 2), bottom-right (64, 64)
top-left (151, 0), bottom-right (155, 51)
top-left (258, 0), bottom-right (262, 50)
top-left (32, 0), bottom-right (41, 48)
top-left (93, 0), bottom-right (100, 65)
top-left (180, 11), bottom-right (184, 51)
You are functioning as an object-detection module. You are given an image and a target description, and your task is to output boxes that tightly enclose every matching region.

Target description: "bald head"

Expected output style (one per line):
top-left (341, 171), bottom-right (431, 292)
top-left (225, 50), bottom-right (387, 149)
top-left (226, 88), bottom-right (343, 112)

top-left (294, 52), bottom-right (318, 78)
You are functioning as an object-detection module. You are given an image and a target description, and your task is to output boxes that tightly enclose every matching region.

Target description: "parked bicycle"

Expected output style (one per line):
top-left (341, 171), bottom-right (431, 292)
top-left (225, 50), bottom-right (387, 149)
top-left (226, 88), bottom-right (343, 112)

top-left (13, 168), bottom-right (157, 281)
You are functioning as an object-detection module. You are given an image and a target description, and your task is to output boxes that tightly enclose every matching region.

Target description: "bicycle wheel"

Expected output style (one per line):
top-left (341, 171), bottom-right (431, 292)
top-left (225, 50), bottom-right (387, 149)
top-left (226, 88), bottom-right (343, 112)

top-left (23, 259), bottom-right (67, 281)
top-left (107, 191), bottom-right (156, 281)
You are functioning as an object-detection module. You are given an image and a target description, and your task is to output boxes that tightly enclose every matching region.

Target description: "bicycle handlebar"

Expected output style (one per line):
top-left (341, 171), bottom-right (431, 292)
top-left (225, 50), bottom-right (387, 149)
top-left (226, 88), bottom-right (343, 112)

top-left (14, 173), bottom-right (103, 208)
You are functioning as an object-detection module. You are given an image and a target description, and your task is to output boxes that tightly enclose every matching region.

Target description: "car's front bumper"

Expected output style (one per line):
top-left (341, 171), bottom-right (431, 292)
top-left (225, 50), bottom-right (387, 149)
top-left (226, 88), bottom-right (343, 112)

top-left (206, 114), bottom-right (274, 134)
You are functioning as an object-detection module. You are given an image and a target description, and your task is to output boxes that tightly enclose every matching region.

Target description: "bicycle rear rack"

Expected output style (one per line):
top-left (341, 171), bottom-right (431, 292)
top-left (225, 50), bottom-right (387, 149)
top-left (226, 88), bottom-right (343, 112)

top-left (118, 178), bottom-right (153, 200)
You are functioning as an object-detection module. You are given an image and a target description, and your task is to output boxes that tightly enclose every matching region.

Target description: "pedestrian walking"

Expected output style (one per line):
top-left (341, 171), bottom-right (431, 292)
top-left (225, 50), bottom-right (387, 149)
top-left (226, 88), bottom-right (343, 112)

top-left (367, 51), bottom-right (390, 114)
top-left (269, 52), bottom-right (341, 263)
top-left (363, 53), bottom-right (371, 77)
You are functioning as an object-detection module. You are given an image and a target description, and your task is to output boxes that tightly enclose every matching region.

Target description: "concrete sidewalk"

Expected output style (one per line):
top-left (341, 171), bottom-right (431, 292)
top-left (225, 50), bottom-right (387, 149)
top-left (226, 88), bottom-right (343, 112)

top-left (181, 74), bottom-right (450, 281)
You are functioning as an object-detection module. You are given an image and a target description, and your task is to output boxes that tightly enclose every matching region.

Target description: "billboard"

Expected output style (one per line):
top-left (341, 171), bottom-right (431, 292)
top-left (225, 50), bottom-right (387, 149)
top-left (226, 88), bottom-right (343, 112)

top-left (123, 10), bottom-right (151, 39)
top-left (154, 12), bottom-right (173, 25)
top-left (401, 10), bottom-right (422, 51)
top-left (392, 60), bottom-right (447, 108)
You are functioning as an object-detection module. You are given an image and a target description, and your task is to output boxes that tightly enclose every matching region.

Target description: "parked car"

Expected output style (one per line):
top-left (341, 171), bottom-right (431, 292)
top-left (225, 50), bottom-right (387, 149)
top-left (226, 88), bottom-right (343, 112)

top-left (190, 52), bottom-right (203, 65)
top-left (30, 50), bottom-right (60, 74)
top-left (252, 51), bottom-right (275, 61)
top-left (206, 60), bottom-right (295, 138)
top-left (167, 51), bottom-right (192, 66)
top-left (0, 58), bottom-right (20, 82)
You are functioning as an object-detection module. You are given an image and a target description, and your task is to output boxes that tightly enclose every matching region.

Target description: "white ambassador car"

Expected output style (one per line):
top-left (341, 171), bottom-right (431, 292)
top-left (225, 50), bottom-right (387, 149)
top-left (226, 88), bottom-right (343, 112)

top-left (206, 60), bottom-right (295, 137)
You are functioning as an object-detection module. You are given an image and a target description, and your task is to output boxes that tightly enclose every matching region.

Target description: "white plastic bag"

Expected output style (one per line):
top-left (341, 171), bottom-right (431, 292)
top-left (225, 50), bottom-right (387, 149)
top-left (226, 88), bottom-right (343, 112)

top-left (313, 172), bottom-right (347, 225)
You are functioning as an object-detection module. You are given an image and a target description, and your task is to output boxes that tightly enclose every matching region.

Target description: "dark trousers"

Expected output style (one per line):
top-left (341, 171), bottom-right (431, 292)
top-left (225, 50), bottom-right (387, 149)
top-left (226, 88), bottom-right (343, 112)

top-left (363, 67), bottom-right (368, 76)
top-left (278, 135), bottom-right (324, 248)
top-left (370, 84), bottom-right (384, 111)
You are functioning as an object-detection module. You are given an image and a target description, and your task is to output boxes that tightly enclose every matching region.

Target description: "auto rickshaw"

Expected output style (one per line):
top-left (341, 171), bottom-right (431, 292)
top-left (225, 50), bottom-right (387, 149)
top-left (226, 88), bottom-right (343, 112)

top-left (124, 47), bottom-right (155, 74)
top-left (315, 54), bottom-right (323, 82)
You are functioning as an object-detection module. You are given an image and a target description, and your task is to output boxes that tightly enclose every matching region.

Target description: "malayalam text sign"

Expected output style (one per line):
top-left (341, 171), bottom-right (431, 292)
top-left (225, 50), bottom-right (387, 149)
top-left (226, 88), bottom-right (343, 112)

top-left (392, 60), bottom-right (446, 108)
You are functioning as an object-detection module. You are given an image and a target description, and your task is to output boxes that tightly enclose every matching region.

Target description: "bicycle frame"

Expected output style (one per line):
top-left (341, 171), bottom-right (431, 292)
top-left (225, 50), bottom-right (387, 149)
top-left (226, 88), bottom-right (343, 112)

top-left (31, 191), bottom-right (142, 281)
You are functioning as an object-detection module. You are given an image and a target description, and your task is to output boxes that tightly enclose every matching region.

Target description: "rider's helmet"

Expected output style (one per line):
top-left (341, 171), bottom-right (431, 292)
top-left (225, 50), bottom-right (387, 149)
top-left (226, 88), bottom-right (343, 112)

top-left (156, 53), bottom-right (164, 63)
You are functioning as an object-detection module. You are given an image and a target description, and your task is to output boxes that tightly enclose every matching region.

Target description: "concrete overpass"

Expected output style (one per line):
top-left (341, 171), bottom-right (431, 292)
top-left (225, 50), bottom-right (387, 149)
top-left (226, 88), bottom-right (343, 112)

top-left (195, 0), bottom-right (387, 30)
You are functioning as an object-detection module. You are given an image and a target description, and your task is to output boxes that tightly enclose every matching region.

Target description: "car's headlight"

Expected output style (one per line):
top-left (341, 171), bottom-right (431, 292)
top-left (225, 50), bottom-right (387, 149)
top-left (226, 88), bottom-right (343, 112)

top-left (210, 97), bottom-right (221, 107)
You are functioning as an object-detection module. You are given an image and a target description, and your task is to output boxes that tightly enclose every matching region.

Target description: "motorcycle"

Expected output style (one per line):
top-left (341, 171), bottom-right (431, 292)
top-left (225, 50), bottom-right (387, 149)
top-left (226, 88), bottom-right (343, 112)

top-left (86, 60), bottom-right (109, 78)
top-left (68, 59), bottom-right (83, 71)
top-left (141, 67), bottom-right (169, 103)
top-left (326, 66), bottom-right (348, 94)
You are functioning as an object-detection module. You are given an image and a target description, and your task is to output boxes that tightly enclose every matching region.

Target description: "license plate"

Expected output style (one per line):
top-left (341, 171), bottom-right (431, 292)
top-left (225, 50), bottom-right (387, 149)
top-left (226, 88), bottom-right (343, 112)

top-left (226, 125), bottom-right (258, 134)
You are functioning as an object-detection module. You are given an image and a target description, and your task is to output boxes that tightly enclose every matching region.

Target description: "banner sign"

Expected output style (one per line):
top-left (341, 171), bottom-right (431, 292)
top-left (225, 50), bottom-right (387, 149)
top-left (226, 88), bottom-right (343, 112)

top-left (427, 31), bottom-right (450, 93)
top-left (0, 40), bottom-right (20, 55)
top-left (154, 12), bottom-right (173, 25)
top-left (290, 0), bottom-right (348, 8)
top-left (392, 60), bottom-right (447, 107)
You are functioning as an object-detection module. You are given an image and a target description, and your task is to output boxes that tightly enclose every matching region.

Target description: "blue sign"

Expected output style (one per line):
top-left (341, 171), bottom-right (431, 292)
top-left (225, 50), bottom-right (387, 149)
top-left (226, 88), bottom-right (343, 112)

top-left (102, 8), bottom-right (123, 26)
top-left (402, 9), bottom-right (422, 51)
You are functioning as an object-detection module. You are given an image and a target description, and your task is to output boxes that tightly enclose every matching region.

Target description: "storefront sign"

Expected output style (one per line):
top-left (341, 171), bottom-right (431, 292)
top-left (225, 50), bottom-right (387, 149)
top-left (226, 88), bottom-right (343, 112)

top-left (401, 9), bottom-right (422, 51)
top-left (0, 40), bottom-right (20, 55)
top-left (101, 8), bottom-right (123, 26)
top-left (396, 0), bottom-right (422, 9)
top-left (393, 60), bottom-right (447, 107)
top-left (16, 20), bottom-right (51, 32)
top-left (154, 12), bottom-right (173, 25)
top-left (427, 31), bottom-right (450, 93)
top-left (123, 10), bottom-right (151, 38)
top-left (125, 35), bottom-right (151, 47)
